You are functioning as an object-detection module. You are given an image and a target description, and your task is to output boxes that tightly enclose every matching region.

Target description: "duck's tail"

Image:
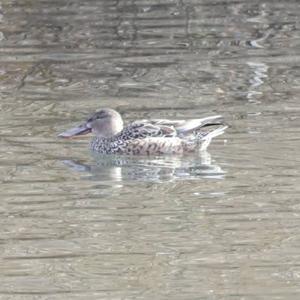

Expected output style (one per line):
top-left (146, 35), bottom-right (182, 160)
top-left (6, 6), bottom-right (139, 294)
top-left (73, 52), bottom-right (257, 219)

top-left (198, 125), bottom-right (228, 151)
top-left (176, 115), bottom-right (223, 135)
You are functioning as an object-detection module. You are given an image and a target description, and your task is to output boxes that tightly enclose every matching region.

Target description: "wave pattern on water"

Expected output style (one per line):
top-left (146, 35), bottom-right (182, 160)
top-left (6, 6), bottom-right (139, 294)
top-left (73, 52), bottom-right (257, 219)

top-left (0, 0), bottom-right (300, 299)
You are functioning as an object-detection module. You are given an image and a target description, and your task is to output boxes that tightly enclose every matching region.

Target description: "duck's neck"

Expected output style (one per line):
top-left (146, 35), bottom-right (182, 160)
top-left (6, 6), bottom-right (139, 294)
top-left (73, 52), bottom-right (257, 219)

top-left (93, 133), bottom-right (119, 143)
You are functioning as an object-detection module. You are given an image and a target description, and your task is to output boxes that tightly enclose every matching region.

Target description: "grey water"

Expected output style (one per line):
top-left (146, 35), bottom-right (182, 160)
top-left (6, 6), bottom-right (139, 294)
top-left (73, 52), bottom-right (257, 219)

top-left (1, 0), bottom-right (300, 299)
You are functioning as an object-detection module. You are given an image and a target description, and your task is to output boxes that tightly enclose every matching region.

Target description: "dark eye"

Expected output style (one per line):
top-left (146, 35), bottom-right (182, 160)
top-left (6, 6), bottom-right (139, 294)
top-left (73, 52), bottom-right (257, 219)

top-left (87, 114), bottom-right (101, 123)
top-left (96, 111), bottom-right (106, 119)
top-left (87, 110), bottom-right (108, 122)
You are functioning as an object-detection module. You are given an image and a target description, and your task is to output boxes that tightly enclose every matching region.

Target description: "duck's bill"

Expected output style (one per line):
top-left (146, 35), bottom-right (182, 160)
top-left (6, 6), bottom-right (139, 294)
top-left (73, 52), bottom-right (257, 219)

top-left (58, 124), bottom-right (92, 139)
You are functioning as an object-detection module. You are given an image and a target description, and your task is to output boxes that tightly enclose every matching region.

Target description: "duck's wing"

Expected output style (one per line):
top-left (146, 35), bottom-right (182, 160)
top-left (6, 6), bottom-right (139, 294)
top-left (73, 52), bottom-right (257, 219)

top-left (140, 115), bottom-right (224, 135)
top-left (121, 115), bottom-right (225, 140)
top-left (120, 121), bottom-right (177, 140)
top-left (174, 115), bottom-right (223, 134)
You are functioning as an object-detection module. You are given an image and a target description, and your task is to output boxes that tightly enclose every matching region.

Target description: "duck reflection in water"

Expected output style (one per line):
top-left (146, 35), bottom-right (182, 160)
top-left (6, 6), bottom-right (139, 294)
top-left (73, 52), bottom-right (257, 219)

top-left (62, 151), bottom-right (225, 182)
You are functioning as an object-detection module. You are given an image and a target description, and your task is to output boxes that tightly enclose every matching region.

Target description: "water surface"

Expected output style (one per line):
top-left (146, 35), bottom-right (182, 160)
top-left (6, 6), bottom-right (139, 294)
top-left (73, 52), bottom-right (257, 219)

top-left (1, 0), bottom-right (300, 299)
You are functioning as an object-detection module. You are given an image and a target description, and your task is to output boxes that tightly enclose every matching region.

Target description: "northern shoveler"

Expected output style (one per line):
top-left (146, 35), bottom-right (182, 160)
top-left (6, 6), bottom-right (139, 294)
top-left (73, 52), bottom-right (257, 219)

top-left (58, 108), bottom-right (227, 155)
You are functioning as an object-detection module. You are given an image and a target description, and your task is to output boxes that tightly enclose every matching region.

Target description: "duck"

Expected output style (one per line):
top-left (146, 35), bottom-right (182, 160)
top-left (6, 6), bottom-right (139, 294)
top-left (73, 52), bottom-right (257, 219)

top-left (58, 108), bottom-right (227, 155)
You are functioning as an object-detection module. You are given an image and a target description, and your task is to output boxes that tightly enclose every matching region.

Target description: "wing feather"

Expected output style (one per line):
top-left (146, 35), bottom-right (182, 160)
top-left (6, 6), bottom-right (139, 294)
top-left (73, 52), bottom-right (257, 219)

top-left (118, 121), bottom-right (177, 140)
top-left (119, 115), bottom-right (224, 142)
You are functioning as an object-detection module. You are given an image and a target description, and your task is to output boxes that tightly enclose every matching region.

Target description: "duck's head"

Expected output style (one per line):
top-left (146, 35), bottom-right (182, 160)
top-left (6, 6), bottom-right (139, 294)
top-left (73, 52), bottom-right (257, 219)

top-left (58, 108), bottom-right (124, 139)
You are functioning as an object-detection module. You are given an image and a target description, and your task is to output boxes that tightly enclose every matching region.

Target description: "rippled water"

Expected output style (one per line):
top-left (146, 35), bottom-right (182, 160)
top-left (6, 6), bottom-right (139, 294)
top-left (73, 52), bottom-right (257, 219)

top-left (1, 0), bottom-right (300, 299)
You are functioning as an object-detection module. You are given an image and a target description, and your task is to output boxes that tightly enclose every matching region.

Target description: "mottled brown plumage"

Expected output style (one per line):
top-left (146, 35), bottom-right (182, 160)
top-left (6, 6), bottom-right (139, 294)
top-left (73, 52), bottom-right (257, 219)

top-left (58, 108), bottom-right (227, 155)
